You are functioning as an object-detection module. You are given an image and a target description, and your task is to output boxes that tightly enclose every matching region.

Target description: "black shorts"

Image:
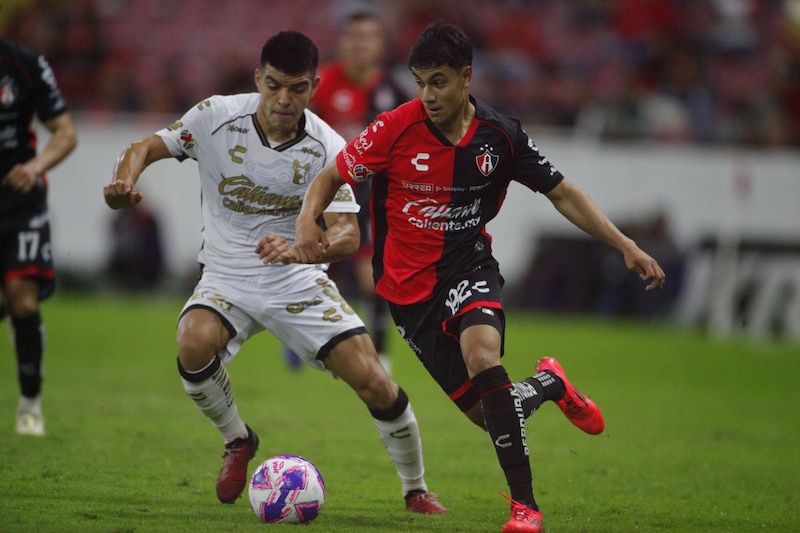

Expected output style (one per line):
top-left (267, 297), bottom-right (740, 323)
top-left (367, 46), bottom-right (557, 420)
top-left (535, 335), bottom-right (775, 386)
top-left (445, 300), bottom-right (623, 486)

top-left (0, 209), bottom-right (55, 301)
top-left (388, 260), bottom-right (505, 412)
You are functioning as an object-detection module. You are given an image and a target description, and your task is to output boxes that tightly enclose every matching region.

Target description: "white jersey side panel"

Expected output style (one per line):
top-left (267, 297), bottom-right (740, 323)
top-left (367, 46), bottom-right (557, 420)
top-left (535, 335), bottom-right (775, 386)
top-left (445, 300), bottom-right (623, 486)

top-left (156, 94), bottom-right (357, 275)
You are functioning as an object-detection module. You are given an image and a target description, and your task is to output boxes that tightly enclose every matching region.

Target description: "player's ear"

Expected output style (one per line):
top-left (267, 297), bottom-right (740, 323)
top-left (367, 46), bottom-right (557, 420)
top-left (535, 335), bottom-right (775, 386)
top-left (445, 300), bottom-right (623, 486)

top-left (254, 68), bottom-right (262, 91)
top-left (462, 66), bottom-right (473, 88)
top-left (310, 75), bottom-right (321, 97)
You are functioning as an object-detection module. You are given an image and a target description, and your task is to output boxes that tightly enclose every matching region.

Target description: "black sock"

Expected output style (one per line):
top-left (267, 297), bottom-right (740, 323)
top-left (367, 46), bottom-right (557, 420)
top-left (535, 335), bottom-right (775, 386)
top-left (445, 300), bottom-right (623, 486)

top-left (13, 312), bottom-right (44, 398)
top-left (371, 296), bottom-right (388, 353)
top-left (536, 370), bottom-right (566, 401)
top-left (516, 370), bottom-right (566, 418)
top-left (472, 366), bottom-right (537, 510)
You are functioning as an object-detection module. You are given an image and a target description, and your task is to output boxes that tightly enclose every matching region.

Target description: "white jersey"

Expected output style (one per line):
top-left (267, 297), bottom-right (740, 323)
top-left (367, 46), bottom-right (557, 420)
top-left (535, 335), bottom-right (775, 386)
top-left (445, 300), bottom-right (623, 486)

top-left (156, 93), bottom-right (359, 275)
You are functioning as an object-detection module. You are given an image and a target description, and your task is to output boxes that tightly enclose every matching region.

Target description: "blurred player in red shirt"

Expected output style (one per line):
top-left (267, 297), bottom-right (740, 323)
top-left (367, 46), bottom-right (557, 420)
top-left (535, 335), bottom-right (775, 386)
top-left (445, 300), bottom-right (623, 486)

top-left (292, 3), bottom-right (408, 372)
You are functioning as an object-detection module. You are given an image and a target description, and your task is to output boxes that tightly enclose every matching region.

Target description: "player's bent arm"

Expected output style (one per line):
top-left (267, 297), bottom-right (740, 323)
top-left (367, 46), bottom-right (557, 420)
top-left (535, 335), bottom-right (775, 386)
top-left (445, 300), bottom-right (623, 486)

top-left (2, 113), bottom-right (78, 193)
top-left (295, 163), bottom-right (348, 263)
top-left (37, 112), bottom-right (78, 175)
top-left (318, 211), bottom-right (360, 262)
top-left (113, 135), bottom-right (172, 185)
top-left (256, 212), bottom-right (359, 266)
top-left (105, 135), bottom-right (172, 210)
top-left (545, 178), bottom-right (666, 290)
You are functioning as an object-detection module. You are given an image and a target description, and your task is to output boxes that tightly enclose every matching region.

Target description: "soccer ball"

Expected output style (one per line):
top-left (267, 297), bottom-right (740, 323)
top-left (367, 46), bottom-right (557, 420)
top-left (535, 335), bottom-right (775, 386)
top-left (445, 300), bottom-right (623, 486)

top-left (248, 455), bottom-right (325, 524)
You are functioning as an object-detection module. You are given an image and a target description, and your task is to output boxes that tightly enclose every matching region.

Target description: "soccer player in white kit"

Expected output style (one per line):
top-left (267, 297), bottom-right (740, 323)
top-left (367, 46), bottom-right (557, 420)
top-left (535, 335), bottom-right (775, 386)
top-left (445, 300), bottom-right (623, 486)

top-left (103, 31), bottom-right (448, 514)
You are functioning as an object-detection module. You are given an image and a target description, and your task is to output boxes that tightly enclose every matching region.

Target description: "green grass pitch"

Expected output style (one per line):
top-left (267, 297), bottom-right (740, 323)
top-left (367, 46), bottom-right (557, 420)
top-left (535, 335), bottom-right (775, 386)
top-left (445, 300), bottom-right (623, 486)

top-left (0, 294), bottom-right (797, 532)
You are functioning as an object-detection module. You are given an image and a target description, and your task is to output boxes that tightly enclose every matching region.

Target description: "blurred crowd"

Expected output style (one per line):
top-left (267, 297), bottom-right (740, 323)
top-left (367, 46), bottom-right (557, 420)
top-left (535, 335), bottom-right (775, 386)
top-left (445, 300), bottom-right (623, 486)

top-left (3, 0), bottom-right (800, 147)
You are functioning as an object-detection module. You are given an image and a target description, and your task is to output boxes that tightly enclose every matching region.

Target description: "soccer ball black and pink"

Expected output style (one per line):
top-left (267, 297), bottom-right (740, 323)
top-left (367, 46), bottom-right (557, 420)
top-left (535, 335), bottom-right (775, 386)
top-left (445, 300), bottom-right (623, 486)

top-left (248, 455), bottom-right (325, 524)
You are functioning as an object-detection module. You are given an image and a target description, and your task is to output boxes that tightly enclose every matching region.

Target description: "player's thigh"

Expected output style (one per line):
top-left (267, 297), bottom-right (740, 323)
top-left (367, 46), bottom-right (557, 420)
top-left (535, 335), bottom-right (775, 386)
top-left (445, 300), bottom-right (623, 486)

top-left (261, 272), bottom-right (369, 372)
top-left (0, 213), bottom-right (55, 313)
top-left (177, 274), bottom-right (261, 369)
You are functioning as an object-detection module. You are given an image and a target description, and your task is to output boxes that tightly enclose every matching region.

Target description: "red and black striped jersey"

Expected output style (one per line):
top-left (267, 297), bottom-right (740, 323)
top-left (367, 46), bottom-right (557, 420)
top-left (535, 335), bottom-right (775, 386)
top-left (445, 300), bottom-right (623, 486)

top-left (336, 97), bottom-right (564, 305)
top-left (0, 38), bottom-right (69, 218)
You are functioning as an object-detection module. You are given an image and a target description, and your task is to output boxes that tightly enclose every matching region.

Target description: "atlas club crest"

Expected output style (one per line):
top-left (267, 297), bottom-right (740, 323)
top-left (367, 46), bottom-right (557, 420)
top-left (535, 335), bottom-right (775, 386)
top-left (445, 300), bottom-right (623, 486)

top-left (475, 148), bottom-right (498, 177)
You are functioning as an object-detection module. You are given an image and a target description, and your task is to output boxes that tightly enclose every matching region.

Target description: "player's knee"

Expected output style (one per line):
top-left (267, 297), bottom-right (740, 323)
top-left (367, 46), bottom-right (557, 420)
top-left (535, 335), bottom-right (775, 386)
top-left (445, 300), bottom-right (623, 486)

top-left (4, 280), bottom-right (39, 317)
top-left (176, 315), bottom-right (226, 371)
top-left (358, 363), bottom-right (397, 407)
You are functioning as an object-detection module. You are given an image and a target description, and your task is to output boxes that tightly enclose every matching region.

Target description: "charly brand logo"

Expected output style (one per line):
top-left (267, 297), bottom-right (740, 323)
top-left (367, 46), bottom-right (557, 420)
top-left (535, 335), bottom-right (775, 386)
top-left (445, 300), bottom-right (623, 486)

top-left (411, 152), bottom-right (430, 171)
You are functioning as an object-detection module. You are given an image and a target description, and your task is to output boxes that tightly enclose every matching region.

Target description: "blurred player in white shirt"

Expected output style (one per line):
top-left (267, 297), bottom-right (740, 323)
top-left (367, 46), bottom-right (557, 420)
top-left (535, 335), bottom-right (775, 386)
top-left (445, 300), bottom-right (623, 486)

top-left (103, 31), bottom-right (447, 514)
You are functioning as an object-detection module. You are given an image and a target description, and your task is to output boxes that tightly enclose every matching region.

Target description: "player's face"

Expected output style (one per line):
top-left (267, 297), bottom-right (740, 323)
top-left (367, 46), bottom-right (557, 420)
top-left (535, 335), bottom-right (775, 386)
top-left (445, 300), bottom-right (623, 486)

top-left (255, 65), bottom-right (320, 143)
top-left (411, 65), bottom-right (471, 129)
top-left (340, 18), bottom-right (385, 73)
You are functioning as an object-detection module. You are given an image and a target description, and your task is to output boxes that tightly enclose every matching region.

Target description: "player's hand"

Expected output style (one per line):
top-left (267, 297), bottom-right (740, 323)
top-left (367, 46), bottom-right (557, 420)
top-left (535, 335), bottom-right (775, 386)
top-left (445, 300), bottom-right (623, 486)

top-left (104, 180), bottom-right (144, 209)
top-left (624, 248), bottom-right (666, 291)
top-left (294, 216), bottom-right (329, 264)
top-left (255, 234), bottom-right (297, 265)
top-left (2, 162), bottom-right (40, 193)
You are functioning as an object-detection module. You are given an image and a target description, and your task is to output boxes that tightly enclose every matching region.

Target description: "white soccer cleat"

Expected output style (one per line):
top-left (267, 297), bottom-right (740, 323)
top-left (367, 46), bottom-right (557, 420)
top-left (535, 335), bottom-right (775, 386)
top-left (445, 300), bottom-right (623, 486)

top-left (16, 396), bottom-right (45, 436)
top-left (16, 411), bottom-right (45, 436)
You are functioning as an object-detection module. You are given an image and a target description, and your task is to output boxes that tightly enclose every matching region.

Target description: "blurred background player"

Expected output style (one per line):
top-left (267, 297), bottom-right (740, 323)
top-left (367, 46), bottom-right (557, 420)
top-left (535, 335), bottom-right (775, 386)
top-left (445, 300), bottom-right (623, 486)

top-left (0, 10), bottom-right (78, 435)
top-left (280, 2), bottom-right (409, 372)
top-left (0, 12), bottom-right (78, 435)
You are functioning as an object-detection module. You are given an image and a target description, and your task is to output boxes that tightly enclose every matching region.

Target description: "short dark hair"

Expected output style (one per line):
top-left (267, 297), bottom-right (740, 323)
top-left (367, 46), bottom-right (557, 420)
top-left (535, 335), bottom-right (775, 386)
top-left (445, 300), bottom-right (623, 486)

top-left (408, 21), bottom-right (472, 71)
top-left (260, 31), bottom-right (319, 76)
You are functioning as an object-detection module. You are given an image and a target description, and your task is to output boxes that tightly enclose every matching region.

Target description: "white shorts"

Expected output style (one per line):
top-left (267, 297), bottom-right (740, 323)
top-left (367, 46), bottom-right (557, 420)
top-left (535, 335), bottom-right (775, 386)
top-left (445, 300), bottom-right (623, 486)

top-left (179, 265), bottom-right (367, 374)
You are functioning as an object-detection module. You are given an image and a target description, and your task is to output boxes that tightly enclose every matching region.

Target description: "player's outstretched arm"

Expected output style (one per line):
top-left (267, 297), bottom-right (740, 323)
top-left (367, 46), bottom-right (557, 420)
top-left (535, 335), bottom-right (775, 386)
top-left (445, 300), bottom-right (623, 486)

top-left (294, 163), bottom-right (348, 263)
top-left (104, 134), bottom-right (171, 209)
top-left (545, 178), bottom-right (666, 291)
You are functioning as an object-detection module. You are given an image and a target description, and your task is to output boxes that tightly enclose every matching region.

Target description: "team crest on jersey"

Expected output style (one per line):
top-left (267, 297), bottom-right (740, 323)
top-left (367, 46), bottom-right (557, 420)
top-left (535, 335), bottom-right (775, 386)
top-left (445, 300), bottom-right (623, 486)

top-left (349, 163), bottom-right (374, 183)
top-left (475, 147), bottom-right (499, 177)
top-left (293, 160), bottom-right (310, 184)
top-left (0, 77), bottom-right (16, 107)
top-left (179, 130), bottom-right (195, 149)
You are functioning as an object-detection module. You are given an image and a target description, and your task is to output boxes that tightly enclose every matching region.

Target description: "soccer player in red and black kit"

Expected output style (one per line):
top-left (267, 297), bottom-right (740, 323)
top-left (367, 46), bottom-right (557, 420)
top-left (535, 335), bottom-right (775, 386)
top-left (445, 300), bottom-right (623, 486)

top-left (289, 22), bottom-right (665, 533)
top-left (0, 30), bottom-right (78, 435)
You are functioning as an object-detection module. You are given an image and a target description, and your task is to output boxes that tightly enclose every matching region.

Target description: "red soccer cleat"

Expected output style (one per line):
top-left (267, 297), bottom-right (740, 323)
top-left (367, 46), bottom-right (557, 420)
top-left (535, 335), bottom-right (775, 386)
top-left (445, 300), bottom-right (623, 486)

top-left (500, 496), bottom-right (543, 533)
top-left (536, 356), bottom-right (604, 435)
top-left (216, 425), bottom-right (259, 503)
top-left (405, 490), bottom-right (450, 514)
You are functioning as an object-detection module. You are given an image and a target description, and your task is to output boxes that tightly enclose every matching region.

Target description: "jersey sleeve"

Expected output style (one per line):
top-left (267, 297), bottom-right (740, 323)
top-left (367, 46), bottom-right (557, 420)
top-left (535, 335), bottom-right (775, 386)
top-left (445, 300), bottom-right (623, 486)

top-left (306, 110), bottom-right (360, 214)
top-left (335, 109), bottom-right (396, 187)
top-left (156, 97), bottom-right (218, 161)
top-left (509, 122), bottom-right (564, 194)
top-left (323, 183), bottom-right (361, 214)
top-left (31, 52), bottom-right (68, 122)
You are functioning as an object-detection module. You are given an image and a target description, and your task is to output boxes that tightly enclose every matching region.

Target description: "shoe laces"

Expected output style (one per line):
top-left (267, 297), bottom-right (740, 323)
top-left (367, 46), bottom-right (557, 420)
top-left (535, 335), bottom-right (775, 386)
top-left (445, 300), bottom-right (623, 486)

top-left (499, 492), bottom-right (540, 522)
top-left (405, 490), bottom-right (436, 503)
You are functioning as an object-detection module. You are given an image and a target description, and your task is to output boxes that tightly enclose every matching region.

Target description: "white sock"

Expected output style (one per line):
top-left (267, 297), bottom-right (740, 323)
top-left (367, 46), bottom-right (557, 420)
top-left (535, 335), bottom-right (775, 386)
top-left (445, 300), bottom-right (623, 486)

top-left (17, 394), bottom-right (42, 415)
top-left (181, 360), bottom-right (247, 443)
top-left (374, 402), bottom-right (428, 496)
